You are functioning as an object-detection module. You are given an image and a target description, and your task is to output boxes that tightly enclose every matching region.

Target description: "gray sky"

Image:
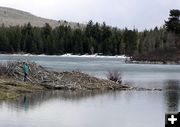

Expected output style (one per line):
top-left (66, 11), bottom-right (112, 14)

top-left (0, 0), bottom-right (180, 30)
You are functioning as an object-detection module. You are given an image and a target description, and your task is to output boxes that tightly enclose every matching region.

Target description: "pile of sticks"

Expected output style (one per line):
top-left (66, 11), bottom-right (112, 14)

top-left (0, 61), bottom-right (129, 90)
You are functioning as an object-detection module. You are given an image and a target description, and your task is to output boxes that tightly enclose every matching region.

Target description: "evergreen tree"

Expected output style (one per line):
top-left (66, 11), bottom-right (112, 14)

top-left (165, 9), bottom-right (180, 34)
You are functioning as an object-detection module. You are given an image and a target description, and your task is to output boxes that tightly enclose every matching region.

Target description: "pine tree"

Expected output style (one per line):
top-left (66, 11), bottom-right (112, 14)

top-left (165, 9), bottom-right (180, 34)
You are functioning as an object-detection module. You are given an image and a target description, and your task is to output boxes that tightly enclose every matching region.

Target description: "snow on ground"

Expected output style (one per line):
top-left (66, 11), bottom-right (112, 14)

top-left (0, 53), bottom-right (128, 59)
top-left (55, 53), bottom-right (128, 58)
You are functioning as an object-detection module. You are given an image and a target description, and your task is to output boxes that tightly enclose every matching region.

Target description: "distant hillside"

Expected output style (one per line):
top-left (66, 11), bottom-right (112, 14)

top-left (0, 6), bottom-right (84, 28)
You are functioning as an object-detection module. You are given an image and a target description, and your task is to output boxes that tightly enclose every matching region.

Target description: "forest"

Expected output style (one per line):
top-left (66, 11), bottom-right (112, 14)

top-left (0, 9), bottom-right (179, 61)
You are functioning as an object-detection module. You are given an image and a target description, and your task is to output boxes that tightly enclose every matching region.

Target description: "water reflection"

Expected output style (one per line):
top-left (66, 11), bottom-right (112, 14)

top-left (0, 89), bottom-right (177, 127)
top-left (163, 80), bottom-right (180, 112)
top-left (2, 90), bottom-right (116, 111)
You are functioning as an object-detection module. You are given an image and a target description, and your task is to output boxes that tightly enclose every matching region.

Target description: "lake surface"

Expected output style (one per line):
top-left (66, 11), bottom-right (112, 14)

top-left (0, 54), bottom-right (180, 127)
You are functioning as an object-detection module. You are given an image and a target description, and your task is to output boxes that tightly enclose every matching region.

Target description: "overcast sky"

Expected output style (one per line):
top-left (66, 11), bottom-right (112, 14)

top-left (0, 0), bottom-right (180, 30)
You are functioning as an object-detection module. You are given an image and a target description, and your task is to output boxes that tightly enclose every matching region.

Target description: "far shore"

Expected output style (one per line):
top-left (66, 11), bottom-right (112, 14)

top-left (0, 53), bottom-right (179, 65)
top-left (126, 60), bottom-right (180, 65)
top-left (0, 53), bottom-right (128, 59)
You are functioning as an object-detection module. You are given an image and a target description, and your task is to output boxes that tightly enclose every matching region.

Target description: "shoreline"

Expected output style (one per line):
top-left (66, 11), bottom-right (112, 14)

top-left (126, 60), bottom-right (180, 65)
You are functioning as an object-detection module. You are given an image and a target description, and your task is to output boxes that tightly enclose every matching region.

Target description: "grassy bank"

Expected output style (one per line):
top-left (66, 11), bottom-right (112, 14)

top-left (0, 77), bottom-right (45, 100)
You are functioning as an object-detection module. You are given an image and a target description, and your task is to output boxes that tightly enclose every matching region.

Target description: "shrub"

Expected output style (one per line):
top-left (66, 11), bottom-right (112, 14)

top-left (107, 70), bottom-right (122, 84)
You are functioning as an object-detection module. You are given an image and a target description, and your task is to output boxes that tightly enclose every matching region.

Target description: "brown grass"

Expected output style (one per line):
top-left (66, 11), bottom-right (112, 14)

top-left (0, 77), bottom-right (45, 100)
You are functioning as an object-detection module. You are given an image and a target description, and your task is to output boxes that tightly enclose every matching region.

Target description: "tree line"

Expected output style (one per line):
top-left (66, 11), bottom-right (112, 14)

top-left (0, 9), bottom-right (179, 57)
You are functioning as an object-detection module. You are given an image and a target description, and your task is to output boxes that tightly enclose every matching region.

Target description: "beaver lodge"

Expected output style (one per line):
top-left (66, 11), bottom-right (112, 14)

top-left (0, 61), bottom-right (131, 91)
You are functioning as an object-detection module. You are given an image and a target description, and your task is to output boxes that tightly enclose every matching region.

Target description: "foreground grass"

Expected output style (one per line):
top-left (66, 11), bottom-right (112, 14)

top-left (0, 77), bottom-right (45, 100)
